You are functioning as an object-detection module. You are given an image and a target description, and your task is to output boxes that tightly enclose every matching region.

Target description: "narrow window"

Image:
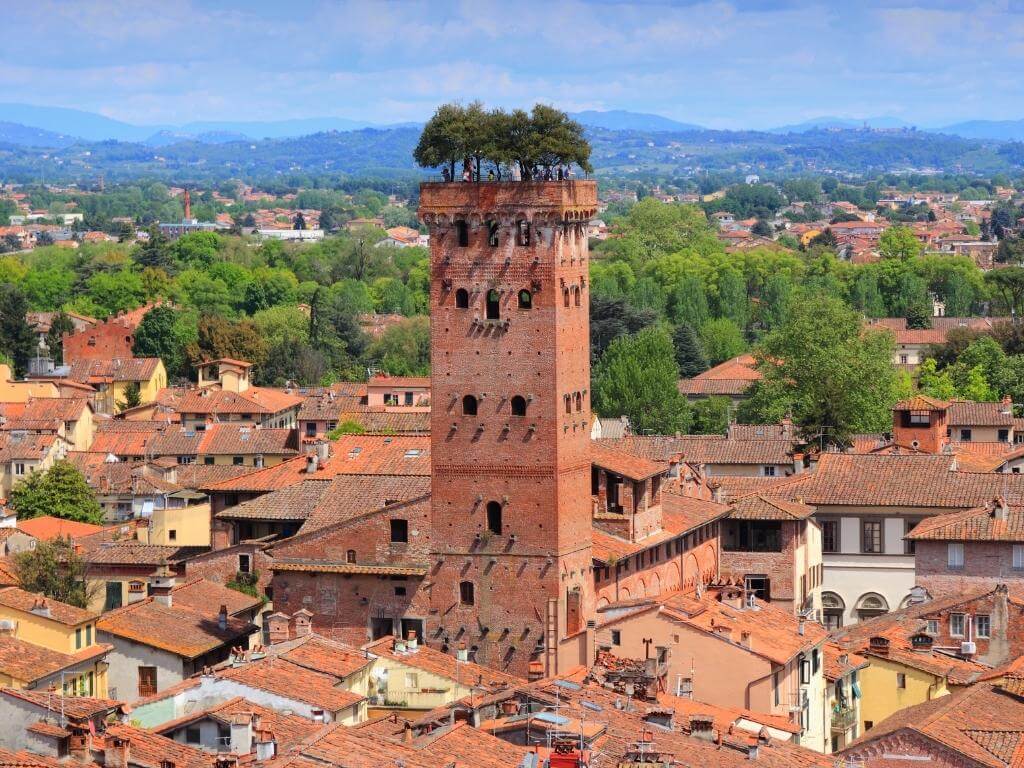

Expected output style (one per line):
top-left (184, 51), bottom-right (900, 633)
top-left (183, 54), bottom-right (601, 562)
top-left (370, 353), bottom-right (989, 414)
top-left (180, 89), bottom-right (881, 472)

top-left (896, 673), bottom-right (906, 689)
top-left (455, 288), bottom-right (469, 308)
top-left (486, 290), bottom-right (501, 320)
top-left (346, 549), bottom-right (356, 564)
top-left (563, 288), bottom-right (570, 308)
top-left (950, 613), bottom-right (965, 636)
top-left (510, 396), bottom-right (527, 416)
top-left (486, 501), bottom-right (502, 535)
top-left (462, 394), bottom-right (478, 416)
top-left (456, 220), bottom-right (469, 247)
top-left (948, 542), bottom-right (964, 569)
top-left (390, 519), bottom-right (409, 543)
top-left (487, 220), bottom-right (499, 247)
top-left (518, 289), bottom-right (532, 309)
top-left (564, 395), bottom-right (572, 415)
top-left (517, 219), bottom-right (530, 246)
top-left (460, 581), bottom-right (475, 606)
top-left (574, 286), bottom-right (581, 307)
top-left (574, 393), bottom-right (582, 412)
top-left (977, 614), bottom-right (991, 637)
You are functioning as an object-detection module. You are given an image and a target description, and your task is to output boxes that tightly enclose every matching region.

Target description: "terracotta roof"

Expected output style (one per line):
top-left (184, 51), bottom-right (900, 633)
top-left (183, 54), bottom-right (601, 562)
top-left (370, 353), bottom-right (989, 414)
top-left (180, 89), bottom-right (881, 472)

top-left (591, 444), bottom-right (666, 480)
top-left (678, 378), bottom-right (757, 396)
top-left (948, 400), bottom-right (1016, 426)
top-left (0, 432), bottom-right (60, 461)
top-left (599, 435), bottom-right (794, 466)
top-left (215, 654), bottom-right (364, 713)
top-left (906, 503), bottom-right (1024, 542)
top-left (844, 681), bottom-right (1024, 768)
top-left (364, 635), bottom-right (522, 692)
top-left (728, 423), bottom-right (795, 440)
top-left (822, 642), bottom-right (868, 682)
top-left (655, 587), bottom-right (827, 666)
top-left (153, 696), bottom-right (320, 750)
top-left (216, 479), bottom-right (332, 522)
top-left (662, 493), bottom-right (730, 533)
top-left (16, 516), bottom-right (106, 542)
top-left (0, 586), bottom-right (97, 625)
top-left (194, 424), bottom-right (299, 456)
top-left (332, 410), bottom-right (431, 434)
top-left (101, 724), bottom-right (210, 768)
top-left (300, 474), bottom-right (432, 533)
top-left (0, 688), bottom-right (121, 720)
top-left (97, 582), bottom-right (256, 659)
top-left (169, 385), bottom-right (302, 416)
top-left (710, 475), bottom-right (796, 500)
top-left (169, 576), bottom-right (262, 617)
top-left (85, 542), bottom-right (208, 566)
top-left (0, 635), bottom-right (110, 683)
top-left (88, 420), bottom-right (166, 457)
top-left (19, 397), bottom-right (90, 422)
top-left (727, 494), bottom-right (815, 521)
top-left (65, 357), bottom-right (161, 384)
top-left (776, 453), bottom-right (1024, 508)
top-left (894, 394), bottom-right (950, 411)
top-left (368, 375), bottom-right (429, 387)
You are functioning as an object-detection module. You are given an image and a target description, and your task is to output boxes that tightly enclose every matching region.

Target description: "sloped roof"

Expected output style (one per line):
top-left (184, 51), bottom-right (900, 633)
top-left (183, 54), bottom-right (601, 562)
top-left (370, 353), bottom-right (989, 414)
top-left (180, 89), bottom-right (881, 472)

top-left (727, 495), bottom-right (815, 521)
top-left (0, 636), bottom-right (110, 683)
top-left (906, 504), bottom-right (1024, 542)
top-left (0, 586), bottom-right (97, 625)
top-left (16, 516), bottom-right (106, 542)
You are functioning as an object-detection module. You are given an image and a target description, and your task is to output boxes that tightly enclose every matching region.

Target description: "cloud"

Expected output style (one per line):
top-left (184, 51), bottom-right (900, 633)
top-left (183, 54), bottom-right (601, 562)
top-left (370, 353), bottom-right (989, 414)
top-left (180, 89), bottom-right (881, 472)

top-left (1, 0), bottom-right (1023, 127)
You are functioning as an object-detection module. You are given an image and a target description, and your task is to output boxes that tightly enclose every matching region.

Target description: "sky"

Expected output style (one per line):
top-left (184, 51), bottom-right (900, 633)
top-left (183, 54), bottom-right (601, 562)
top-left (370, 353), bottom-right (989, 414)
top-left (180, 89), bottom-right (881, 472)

top-left (2, 0), bottom-right (1024, 129)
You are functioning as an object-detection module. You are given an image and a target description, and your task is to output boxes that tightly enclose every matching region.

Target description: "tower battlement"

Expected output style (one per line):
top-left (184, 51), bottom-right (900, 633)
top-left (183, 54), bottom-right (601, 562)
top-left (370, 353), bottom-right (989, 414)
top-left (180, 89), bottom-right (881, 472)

top-left (419, 180), bottom-right (598, 220)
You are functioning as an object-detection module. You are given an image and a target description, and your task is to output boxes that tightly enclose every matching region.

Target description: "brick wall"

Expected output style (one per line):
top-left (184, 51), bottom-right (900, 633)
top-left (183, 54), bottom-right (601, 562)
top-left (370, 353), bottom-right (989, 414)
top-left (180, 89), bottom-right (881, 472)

top-left (185, 543), bottom-right (274, 596)
top-left (63, 318), bottom-right (136, 363)
top-left (916, 540), bottom-right (1024, 596)
top-left (421, 181), bottom-right (598, 676)
top-left (721, 520), bottom-right (799, 603)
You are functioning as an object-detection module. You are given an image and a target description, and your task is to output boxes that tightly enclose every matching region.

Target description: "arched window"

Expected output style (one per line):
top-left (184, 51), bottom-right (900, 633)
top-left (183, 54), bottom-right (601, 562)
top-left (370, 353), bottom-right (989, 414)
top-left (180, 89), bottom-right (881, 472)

top-left (822, 591), bottom-right (844, 631)
top-left (487, 220), bottom-right (499, 247)
top-left (462, 395), bottom-right (478, 416)
top-left (516, 219), bottom-right (531, 246)
top-left (460, 581), bottom-right (475, 606)
top-left (346, 549), bottom-right (356, 564)
top-left (486, 290), bottom-right (501, 320)
top-left (856, 593), bottom-right (889, 621)
top-left (510, 395), bottom-right (527, 416)
top-left (518, 290), bottom-right (532, 310)
top-left (574, 286), bottom-right (581, 307)
top-left (455, 288), bottom-right (469, 308)
top-left (564, 395), bottom-right (572, 415)
top-left (563, 288), bottom-right (570, 308)
top-left (574, 392), bottom-right (583, 412)
top-left (486, 501), bottom-right (502, 535)
top-left (455, 220), bottom-right (469, 247)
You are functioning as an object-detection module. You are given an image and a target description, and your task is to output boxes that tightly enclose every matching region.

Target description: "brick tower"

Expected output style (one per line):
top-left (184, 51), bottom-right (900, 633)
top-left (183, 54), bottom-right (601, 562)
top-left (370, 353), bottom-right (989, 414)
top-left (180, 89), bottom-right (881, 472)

top-left (418, 180), bottom-right (598, 676)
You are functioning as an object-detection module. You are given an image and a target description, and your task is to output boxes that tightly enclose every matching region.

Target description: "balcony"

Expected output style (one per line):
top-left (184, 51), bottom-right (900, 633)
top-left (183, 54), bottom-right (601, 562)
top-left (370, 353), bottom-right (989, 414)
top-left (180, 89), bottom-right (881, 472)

top-left (831, 707), bottom-right (857, 732)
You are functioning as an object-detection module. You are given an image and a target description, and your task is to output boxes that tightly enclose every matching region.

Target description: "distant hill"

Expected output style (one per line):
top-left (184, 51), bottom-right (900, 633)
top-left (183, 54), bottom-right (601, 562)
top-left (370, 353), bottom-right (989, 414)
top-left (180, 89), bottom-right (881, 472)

top-left (0, 121), bottom-right (79, 148)
top-left (768, 116), bottom-right (914, 133)
top-left (177, 117), bottom-right (380, 139)
top-left (0, 103), bottom-right (157, 142)
top-left (937, 119), bottom-right (1024, 141)
top-left (569, 110), bottom-right (703, 132)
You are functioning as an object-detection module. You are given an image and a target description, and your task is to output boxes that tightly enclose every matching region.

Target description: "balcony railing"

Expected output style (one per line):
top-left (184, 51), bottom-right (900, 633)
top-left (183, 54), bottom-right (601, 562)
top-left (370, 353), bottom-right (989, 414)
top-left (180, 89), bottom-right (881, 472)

top-left (831, 707), bottom-right (857, 732)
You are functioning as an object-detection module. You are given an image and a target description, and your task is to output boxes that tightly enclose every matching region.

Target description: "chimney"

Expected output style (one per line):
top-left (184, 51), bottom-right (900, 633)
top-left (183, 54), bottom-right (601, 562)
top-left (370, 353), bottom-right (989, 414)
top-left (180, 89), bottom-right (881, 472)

top-left (149, 561), bottom-right (176, 607)
top-left (689, 715), bottom-right (715, 742)
top-left (30, 597), bottom-right (52, 619)
top-left (266, 612), bottom-right (291, 644)
top-left (1002, 395), bottom-right (1013, 417)
top-left (406, 628), bottom-right (418, 651)
top-left (293, 609), bottom-right (313, 637)
top-left (792, 452), bottom-right (804, 475)
top-left (105, 736), bottom-right (130, 768)
top-left (403, 722), bottom-right (413, 744)
top-left (254, 731), bottom-right (276, 761)
top-left (218, 605), bottom-right (228, 631)
top-left (67, 725), bottom-right (92, 764)
top-left (994, 497), bottom-right (1009, 522)
top-left (305, 454), bottom-right (318, 474)
top-left (229, 714), bottom-right (253, 755)
top-left (868, 636), bottom-right (890, 656)
top-left (456, 642), bottom-right (469, 662)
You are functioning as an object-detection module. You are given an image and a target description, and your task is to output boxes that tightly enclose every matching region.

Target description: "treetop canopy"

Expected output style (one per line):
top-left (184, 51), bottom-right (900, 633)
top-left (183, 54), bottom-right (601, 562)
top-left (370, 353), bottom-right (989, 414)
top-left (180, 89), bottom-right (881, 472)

top-left (413, 102), bottom-right (593, 179)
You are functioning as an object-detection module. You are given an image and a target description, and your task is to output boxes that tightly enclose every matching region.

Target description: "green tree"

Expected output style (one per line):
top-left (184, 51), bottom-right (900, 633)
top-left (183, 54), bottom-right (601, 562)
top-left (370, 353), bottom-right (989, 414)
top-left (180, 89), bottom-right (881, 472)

top-left (13, 538), bottom-right (96, 609)
top-left (672, 322), bottom-right (708, 377)
top-left (668, 274), bottom-right (709, 328)
top-left (917, 358), bottom-right (956, 400)
top-left (699, 318), bottom-right (746, 365)
top-left (0, 284), bottom-right (36, 376)
top-left (986, 267), bottom-right (1024, 317)
top-left (715, 268), bottom-right (748, 328)
top-left (879, 225), bottom-right (923, 261)
top-left (691, 396), bottom-right (731, 435)
top-left (186, 315), bottom-right (269, 370)
top-left (116, 382), bottom-right (142, 411)
top-left (45, 311), bottom-right (75, 364)
top-left (737, 293), bottom-right (899, 447)
top-left (10, 460), bottom-right (103, 524)
top-left (365, 316), bottom-right (430, 376)
top-left (133, 305), bottom-right (189, 379)
top-left (593, 326), bottom-right (691, 435)
top-left (759, 272), bottom-right (793, 331)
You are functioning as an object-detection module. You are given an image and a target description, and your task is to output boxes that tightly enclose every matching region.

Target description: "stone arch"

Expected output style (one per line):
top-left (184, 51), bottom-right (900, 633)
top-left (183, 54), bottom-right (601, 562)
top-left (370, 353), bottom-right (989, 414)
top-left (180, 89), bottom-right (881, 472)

top-left (597, 596), bottom-right (610, 610)
top-left (649, 572), bottom-right (662, 597)
top-left (683, 552), bottom-right (699, 589)
top-left (636, 579), bottom-right (647, 598)
top-left (666, 562), bottom-right (680, 591)
top-left (620, 586), bottom-right (631, 601)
